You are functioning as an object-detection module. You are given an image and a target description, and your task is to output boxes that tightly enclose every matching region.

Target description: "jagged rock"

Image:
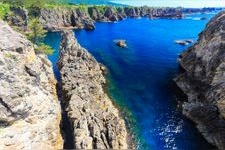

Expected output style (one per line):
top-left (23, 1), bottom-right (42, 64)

top-left (0, 20), bottom-right (63, 149)
top-left (39, 6), bottom-right (185, 31)
top-left (6, 7), bottom-right (28, 28)
top-left (175, 10), bottom-right (225, 149)
top-left (83, 20), bottom-right (95, 30)
top-left (58, 30), bottom-right (128, 149)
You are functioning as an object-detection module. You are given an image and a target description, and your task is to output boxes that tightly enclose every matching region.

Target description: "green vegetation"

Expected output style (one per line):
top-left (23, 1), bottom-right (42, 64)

top-left (35, 43), bottom-right (54, 55)
top-left (27, 18), bottom-right (46, 44)
top-left (27, 18), bottom-right (54, 55)
top-left (0, 3), bottom-right (9, 19)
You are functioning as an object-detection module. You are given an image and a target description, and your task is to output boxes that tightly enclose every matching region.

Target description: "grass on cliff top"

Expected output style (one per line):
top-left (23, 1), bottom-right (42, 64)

top-left (43, 3), bottom-right (119, 11)
top-left (0, 3), bottom-right (10, 19)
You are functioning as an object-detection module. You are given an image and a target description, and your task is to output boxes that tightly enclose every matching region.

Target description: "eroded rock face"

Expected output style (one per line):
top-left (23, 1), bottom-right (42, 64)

top-left (0, 20), bottom-right (63, 149)
top-left (40, 6), bottom-right (184, 31)
top-left (40, 8), bottom-right (95, 31)
top-left (58, 30), bottom-right (128, 149)
top-left (175, 11), bottom-right (225, 149)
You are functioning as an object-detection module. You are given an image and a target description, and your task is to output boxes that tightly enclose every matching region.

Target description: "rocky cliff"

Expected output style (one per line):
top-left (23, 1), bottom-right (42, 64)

top-left (40, 6), bottom-right (183, 31)
top-left (175, 10), bottom-right (225, 149)
top-left (58, 30), bottom-right (128, 149)
top-left (0, 20), bottom-right (63, 149)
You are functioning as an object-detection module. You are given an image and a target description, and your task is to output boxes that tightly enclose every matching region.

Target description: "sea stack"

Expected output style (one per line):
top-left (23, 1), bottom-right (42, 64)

top-left (58, 30), bottom-right (128, 149)
top-left (0, 20), bottom-right (63, 149)
top-left (175, 10), bottom-right (225, 149)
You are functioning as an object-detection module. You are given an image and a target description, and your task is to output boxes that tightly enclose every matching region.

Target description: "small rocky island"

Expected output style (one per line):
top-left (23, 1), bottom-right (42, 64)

top-left (175, 10), bottom-right (225, 149)
top-left (115, 40), bottom-right (127, 48)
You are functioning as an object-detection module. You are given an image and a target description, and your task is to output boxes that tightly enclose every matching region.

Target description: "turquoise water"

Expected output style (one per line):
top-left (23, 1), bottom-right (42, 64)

top-left (45, 13), bottom-right (217, 149)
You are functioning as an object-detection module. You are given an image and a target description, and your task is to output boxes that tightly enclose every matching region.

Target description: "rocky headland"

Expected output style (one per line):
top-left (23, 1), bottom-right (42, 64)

top-left (38, 7), bottom-right (223, 31)
top-left (175, 10), bottom-right (225, 149)
top-left (58, 30), bottom-right (128, 149)
top-left (0, 20), bottom-right (63, 149)
top-left (5, 4), bottom-right (221, 32)
top-left (40, 6), bottom-right (184, 31)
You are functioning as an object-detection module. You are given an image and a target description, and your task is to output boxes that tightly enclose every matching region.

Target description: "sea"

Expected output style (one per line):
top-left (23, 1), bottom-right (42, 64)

top-left (44, 2), bottom-right (221, 149)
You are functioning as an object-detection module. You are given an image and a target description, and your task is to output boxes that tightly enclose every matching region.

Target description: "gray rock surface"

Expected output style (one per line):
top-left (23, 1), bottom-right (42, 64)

top-left (0, 20), bottom-right (63, 149)
top-left (175, 10), bottom-right (225, 149)
top-left (58, 30), bottom-right (128, 149)
top-left (40, 6), bottom-right (184, 31)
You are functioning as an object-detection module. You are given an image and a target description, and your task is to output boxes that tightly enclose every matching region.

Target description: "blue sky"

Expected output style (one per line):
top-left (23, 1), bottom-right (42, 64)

top-left (111, 0), bottom-right (225, 8)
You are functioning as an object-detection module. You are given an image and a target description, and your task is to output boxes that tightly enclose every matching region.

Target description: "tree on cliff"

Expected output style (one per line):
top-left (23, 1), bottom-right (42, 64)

top-left (27, 18), bottom-right (54, 55)
top-left (27, 18), bottom-right (46, 44)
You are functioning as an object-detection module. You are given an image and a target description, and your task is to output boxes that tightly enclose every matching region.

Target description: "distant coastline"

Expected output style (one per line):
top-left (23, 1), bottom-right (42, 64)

top-left (110, 0), bottom-right (225, 8)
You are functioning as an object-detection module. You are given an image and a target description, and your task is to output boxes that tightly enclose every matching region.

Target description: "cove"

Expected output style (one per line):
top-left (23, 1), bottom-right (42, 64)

top-left (44, 12), bottom-right (217, 149)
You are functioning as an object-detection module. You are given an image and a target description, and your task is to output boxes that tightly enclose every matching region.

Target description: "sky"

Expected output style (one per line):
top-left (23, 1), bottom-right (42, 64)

top-left (110, 0), bottom-right (225, 8)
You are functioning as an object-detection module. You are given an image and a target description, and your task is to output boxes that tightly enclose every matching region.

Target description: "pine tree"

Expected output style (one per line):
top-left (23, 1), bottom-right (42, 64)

top-left (27, 18), bottom-right (46, 45)
top-left (27, 18), bottom-right (54, 55)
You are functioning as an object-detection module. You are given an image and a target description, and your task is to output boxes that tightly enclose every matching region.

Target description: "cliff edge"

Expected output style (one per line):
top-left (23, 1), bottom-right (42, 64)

top-left (175, 11), bottom-right (225, 149)
top-left (0, 20), bottom-right (63, 149)
top-left (58, 30), bottom-right (128, 149)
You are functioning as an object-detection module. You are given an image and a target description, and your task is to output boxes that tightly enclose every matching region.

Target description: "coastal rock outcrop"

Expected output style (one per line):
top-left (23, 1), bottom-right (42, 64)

top-left (175, 10), bottom-right (225, 149)
top-left (40, 6), bottom-right (184, 31)
top-left (58, 30), bottom-right (128, 149)
top-left (0, 20), bottom-right (63, 149)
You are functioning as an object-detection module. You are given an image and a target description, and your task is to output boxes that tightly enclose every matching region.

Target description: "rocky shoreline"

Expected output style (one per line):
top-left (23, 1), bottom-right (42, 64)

top-left (0, 19), bottom-right (129, 149)
top-left (175, 10), bottom-right (225, 149)
top-left (0, 20), bottom-right (63, 149)
top-left (6, 5), bottom-right (222, 31)
top-left (40, 6), bottom-right (183, 31)
top-left (57, 30), bottom-right (128, 149)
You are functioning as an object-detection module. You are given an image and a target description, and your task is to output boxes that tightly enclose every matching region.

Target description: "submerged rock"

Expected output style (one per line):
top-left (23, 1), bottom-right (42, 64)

top-left (175, 40), bottom-right (189, 46)
top-left (58, 30), bottom-right (128, 149)
top-left (175, 39), bottom-right (194, 46)
top-left (200, 17), bottom-right (207, 20)
top-left (0, 20), bottom-right (63, 149)
top-left (175, 10), bottom-right (225, 149)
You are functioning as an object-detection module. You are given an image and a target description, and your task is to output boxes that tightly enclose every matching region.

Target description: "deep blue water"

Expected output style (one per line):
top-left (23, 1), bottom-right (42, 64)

top-left (45, 13), bottom-right (218, 149)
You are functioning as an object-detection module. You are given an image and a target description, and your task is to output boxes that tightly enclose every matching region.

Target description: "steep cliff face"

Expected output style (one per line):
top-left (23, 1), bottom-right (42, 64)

top-left (58, 30), bottom-right (128, 149)
top-left (0, 21), bottom-right (63, 149)
top-left (40, 8), bottom-right (95, 31)
top-left (40, 6), bottom-right (183, 31)
top-left (175, 11), bottom-right (225, 149)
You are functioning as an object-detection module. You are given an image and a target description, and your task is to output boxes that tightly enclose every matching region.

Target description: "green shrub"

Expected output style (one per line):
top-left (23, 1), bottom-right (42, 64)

top-left (0, 3), bottom-right (10, 19)
top-left (35, 43), bottom-right (54, 55)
